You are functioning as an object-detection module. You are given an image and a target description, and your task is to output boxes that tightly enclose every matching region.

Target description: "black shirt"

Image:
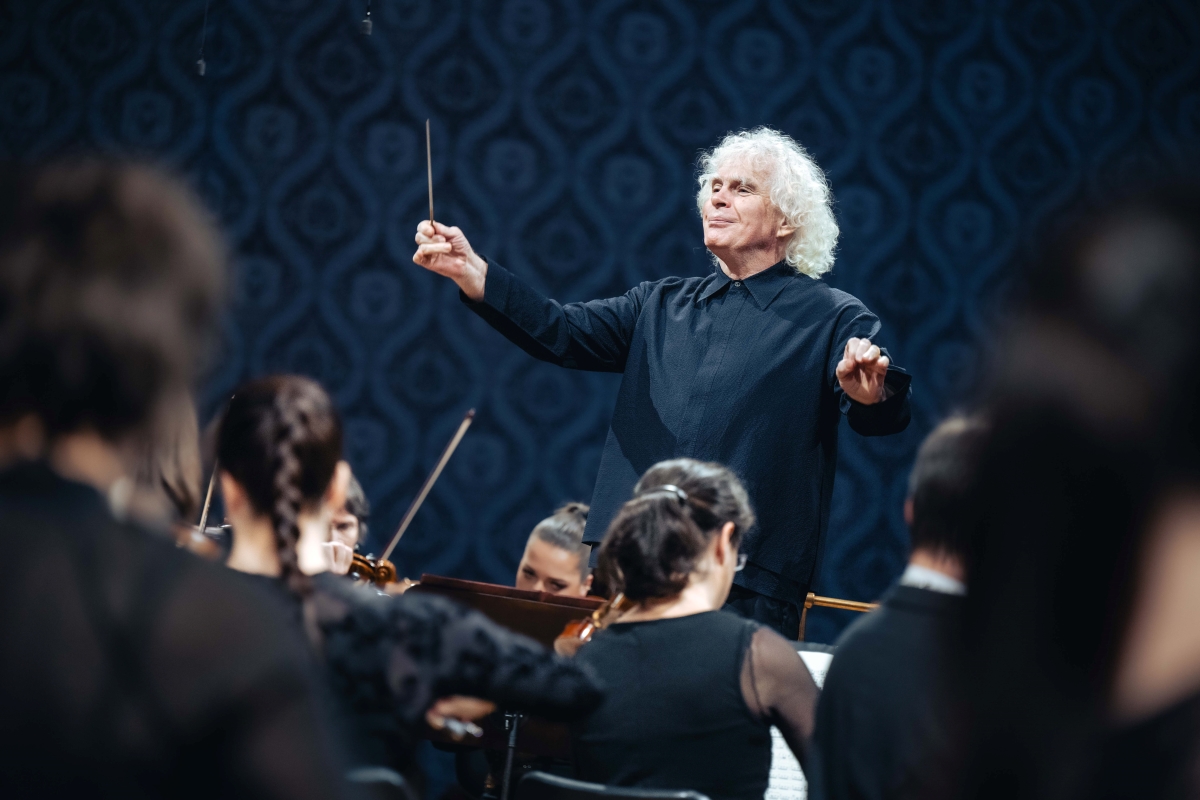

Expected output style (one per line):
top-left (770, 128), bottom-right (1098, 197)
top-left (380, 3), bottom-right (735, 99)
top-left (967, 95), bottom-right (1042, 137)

top-left (570, 610), bottom-right (818, 800)
top-left (1082, 688), bottom-right (1200, 800)
top-left (809, 584), bottom-right (964, 800)
top-left (0, 462), bottom-right (349, 800)
top-left (241, 572), bottom-right (605, 773)
top-left (466, 260), bottom-right (911, 604)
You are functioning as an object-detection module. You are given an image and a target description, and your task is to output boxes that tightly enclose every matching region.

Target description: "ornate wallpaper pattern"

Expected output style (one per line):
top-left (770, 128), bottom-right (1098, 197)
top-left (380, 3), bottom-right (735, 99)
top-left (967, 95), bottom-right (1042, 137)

top-left (1, 0), bottom-right (1197, 642)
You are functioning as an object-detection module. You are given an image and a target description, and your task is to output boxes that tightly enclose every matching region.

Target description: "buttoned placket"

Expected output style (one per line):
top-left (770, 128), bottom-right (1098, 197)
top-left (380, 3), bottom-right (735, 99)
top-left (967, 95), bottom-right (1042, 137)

top-left (675, 281), bottom-right (750, 454)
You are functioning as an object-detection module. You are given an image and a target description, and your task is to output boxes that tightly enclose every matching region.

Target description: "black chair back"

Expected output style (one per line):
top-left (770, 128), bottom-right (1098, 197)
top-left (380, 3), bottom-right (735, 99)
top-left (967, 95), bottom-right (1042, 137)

top-left (346, 766), bottom-right (418, 800)
top-left (515, 771), bottom-right (710, 800)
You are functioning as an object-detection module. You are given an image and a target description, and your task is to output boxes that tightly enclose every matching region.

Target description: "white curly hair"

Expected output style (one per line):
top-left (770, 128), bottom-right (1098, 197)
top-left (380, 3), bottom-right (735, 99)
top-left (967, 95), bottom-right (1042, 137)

top-left (695, 127), bottom-right (839, 279)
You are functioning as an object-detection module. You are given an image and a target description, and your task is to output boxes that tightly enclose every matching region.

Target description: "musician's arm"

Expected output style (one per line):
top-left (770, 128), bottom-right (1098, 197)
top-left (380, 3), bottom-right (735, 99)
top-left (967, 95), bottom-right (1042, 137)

top-left (742, 627), bottom-right (819, 773)
top-left (379, 593), bottom-right (605, 723)
top-left (462, 259), bottom-right (647, 372)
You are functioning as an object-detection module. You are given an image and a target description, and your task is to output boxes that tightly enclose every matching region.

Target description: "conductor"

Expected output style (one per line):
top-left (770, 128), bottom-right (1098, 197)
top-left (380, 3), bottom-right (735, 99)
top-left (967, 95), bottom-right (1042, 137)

top-left (412, 127), bottom-right (911, 638)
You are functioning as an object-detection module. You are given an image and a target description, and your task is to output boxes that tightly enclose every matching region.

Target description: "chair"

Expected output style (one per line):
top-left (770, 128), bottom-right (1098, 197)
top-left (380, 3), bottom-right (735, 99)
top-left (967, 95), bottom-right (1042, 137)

top-left (346, 766), bottom-right (418, 800)
top-left (515, 770), bottom-right (710, 800)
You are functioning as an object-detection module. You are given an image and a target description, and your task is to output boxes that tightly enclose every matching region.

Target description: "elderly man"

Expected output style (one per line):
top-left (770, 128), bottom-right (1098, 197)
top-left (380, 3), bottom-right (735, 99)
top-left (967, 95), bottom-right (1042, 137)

top-left (413, 127), bottom-right (911, 638)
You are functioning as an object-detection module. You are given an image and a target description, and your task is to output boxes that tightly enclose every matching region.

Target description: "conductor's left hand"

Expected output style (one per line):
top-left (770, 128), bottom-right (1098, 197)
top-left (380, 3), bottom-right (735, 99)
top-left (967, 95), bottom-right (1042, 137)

top-left (836, 337), bottom-right (890, 405)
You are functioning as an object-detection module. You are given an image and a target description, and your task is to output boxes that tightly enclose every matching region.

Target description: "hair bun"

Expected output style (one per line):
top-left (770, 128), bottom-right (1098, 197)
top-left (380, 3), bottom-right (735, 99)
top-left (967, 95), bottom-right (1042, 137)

top-left (558, 501), bottom-right (589, 521)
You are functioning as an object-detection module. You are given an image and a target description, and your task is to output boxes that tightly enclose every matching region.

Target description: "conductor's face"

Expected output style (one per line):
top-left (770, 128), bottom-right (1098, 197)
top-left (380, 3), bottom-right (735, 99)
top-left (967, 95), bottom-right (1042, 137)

top-left (702, 161), bottom-right (792, 269)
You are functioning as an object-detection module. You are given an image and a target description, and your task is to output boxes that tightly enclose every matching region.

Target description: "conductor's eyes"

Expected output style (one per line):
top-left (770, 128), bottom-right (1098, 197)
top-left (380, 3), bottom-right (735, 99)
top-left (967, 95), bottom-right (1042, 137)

top-left (548, 581), bottom-right (568, 592)
top-left (521, 567), bottom-right (537, 578)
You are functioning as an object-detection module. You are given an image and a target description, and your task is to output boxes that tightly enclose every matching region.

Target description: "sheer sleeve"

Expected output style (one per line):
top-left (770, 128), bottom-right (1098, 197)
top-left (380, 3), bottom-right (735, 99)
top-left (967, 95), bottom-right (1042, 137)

top-left (740, 626), bottom-right (820, 772)
top-left (315, 579), bottom-right (604, 731)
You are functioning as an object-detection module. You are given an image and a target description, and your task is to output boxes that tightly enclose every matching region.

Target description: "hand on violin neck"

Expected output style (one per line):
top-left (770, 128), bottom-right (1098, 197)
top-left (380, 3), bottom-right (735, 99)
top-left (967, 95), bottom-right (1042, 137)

top-left (413, 220), bottom-right (488, 301)
top-left (323, 541), bottom-right (354, 575)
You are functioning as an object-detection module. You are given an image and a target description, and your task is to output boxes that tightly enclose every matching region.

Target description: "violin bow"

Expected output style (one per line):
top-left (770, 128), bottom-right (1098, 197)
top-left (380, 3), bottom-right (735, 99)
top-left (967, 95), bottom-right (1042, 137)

top-left (380, 409), bottom-right (475, 563)
top-left (197, 458), bottom-right (218, 533)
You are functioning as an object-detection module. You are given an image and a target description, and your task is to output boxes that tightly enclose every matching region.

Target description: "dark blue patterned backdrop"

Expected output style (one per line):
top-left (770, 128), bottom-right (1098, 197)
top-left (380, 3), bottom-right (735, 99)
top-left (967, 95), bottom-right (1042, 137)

top-left (3, 0), bottom-right (1199, 644)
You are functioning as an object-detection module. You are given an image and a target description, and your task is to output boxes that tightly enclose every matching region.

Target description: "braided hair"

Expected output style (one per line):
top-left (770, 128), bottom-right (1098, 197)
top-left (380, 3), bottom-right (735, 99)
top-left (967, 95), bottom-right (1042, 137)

top-left (217, 375), bottom-right (343, 596)
top-left (596, 458), bottom-right (755, 602)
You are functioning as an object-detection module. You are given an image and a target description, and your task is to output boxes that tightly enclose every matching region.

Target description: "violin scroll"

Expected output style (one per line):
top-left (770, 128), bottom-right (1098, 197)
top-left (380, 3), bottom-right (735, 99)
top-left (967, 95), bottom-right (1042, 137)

top-left (349, 552), bottom-right (398, 585)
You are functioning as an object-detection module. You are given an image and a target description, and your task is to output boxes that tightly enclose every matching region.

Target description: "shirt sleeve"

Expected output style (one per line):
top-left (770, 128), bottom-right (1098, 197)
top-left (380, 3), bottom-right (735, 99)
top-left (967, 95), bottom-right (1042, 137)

top-left (461, 258), bottom-right (649, 372)
top-left (740, 626), bottom-right (820, 774)
top-left (322, 590), bottom-right (605, 729)
top-left (827, 303), bottom-right (912, 437)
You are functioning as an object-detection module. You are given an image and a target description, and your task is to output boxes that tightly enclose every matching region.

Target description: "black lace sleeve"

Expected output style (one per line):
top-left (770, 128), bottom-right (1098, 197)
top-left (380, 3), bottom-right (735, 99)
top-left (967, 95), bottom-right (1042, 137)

top-left (314, 576), bottom-right (604, 730)
top-left (740, 625), bottom-right (820, 772)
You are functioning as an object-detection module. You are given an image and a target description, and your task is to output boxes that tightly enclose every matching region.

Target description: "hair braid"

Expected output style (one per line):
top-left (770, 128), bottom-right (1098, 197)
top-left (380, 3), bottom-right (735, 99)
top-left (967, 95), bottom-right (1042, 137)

top-left (217, 375), bottom-right (343, 599)
top-left (270, 393), bottom-right (312, 597)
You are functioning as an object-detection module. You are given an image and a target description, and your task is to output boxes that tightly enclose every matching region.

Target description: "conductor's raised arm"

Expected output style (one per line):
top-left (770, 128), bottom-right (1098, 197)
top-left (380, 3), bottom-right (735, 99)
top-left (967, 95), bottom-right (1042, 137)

top-left (413, 220), bottom-right (487, 301)
top-left (411, 220), bottom-right (645, 372)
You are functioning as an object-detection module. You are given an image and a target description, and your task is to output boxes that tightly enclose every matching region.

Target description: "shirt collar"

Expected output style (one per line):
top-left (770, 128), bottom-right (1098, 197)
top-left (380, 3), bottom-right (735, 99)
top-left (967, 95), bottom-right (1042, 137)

top-left (899, 563), bottom-right (966, 596)
top-left (697, 260), bottom-right (796, 308)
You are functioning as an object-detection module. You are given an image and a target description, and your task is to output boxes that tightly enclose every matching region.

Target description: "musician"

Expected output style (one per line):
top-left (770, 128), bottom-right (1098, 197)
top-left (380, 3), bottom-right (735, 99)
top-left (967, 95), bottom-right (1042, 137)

top-left (570, 457), bottom-right (819, 800)
top-left (216, 374), bottom-right (604, 776)
top-left (0, 160), bottom-right (350, 799)
top-left (809, 416), bottom-right (986, 800)
top-left (326, 471), bottom-right (368, 575)
top-left (515, 502), bottom-right (593, 597)
top-left (413, 127), bottom-right (911, 637)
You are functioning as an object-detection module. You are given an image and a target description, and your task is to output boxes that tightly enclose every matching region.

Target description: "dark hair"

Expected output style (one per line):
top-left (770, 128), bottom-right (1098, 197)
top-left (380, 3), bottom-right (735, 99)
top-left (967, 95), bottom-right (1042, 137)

top-left (0, 160), bottom-right (224, 440)
top-left (597, 458), bottom-right (755, 602)
top-left (343, 472), bottom-right (370, 541)
top-left (217, 375), bottom-right (342, 596)
top-left (906, 416), bottom-right (988, 560)
top-left (530, 502), bottom-right (590, 579)
top-left (129, 388), bottom-right (203, 523)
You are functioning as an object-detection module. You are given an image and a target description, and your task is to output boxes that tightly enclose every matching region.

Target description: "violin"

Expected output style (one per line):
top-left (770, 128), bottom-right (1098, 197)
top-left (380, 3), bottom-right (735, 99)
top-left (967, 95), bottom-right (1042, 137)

top-left (554, 592), bottom-right (630, 656)
top-left (348, 409), bottom-right (474, 589)
top-left (348, 551), bottom-right (398, 585)
top-left (175, 524), bottom-right (226, 561)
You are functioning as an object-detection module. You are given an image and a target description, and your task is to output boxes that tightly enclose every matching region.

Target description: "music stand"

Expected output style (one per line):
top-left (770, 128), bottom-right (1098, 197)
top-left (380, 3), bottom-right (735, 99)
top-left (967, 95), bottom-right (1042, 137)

top-left (409, 576), bottom-right (604, 800)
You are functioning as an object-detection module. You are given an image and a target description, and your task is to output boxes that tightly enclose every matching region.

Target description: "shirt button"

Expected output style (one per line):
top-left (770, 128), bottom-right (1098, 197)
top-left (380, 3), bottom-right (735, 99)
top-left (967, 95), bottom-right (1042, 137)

top-left (733, 280), bottom-right (741, 286)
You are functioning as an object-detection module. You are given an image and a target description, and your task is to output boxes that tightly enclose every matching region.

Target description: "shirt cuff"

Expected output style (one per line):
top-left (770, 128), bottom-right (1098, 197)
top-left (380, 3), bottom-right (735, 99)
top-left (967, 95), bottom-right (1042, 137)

top-left (845, 367), bottom-right (911, 435)
top-left (457, 255), bottom-right (513, 311)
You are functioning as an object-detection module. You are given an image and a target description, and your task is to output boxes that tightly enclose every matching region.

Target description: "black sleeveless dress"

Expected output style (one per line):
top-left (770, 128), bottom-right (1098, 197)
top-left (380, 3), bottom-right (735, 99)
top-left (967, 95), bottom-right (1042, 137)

top-left (571, 610), bottom-right (816, 800)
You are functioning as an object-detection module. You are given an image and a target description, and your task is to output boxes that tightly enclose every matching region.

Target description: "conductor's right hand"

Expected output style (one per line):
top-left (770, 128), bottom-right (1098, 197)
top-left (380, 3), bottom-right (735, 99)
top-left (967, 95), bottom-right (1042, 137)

top-left (413, 221), bottom-right (488, 302)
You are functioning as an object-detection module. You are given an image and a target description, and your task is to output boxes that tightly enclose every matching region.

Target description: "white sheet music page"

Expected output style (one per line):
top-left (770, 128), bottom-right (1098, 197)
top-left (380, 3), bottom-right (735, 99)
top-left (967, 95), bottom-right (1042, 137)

top-left (765, 651), bottom-right (833, 800)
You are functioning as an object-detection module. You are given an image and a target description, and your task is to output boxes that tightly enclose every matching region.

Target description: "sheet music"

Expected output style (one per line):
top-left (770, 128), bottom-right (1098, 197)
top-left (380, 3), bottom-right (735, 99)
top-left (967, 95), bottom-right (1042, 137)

top-left (765, 651), bottom-right (833, 800)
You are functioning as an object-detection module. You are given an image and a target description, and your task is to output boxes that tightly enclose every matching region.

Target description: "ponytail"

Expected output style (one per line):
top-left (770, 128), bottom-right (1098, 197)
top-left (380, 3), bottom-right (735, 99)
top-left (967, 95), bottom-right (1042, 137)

top-left (596, 459), bottom-right (755, 602)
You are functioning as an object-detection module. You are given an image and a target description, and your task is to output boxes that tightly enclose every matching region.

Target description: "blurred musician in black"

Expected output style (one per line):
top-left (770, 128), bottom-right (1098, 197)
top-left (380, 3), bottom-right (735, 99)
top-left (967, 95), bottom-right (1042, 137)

top-left (216, 375), bottom-right (604, 780)
top-left (809, 416), bottom-right (986, 800)
top-left (0, 160), bottom-right (349, 799)
top-left (571, 458), bottom-right (819, 800)
top-left (515, 502), bottom-right (593, 597)
top-left (944, 178), bottom-right (1200, 800)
